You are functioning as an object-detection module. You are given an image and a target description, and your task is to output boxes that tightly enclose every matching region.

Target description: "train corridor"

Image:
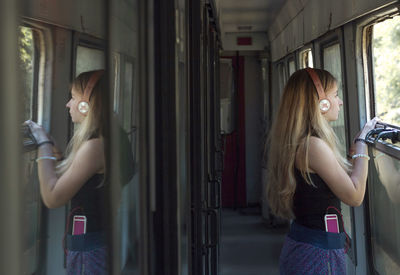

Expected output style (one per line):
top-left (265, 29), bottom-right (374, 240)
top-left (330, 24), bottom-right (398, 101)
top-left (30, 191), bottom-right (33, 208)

top-left (220, 208), bottom-right (287, 275)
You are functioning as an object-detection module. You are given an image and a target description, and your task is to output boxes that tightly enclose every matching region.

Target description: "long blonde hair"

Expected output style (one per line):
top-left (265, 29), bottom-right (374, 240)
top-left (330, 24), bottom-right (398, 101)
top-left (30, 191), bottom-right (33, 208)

top-left (265, 68), bottom-right (351, 219)
top-left (57, 70), bottom-right (106, 175)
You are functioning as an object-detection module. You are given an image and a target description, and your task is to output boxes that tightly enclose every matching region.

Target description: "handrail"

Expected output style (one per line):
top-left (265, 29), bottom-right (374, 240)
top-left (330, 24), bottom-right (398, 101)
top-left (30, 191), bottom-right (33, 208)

top-left (365, 122), bottom-right (400, 160)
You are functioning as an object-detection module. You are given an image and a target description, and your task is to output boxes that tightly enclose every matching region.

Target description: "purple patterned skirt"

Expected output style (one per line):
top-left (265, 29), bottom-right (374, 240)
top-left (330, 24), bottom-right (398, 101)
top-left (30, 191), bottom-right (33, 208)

top-left (66, 232), bottom-right (108, 274)
top-left (279, 222), bottom-right (346, 275)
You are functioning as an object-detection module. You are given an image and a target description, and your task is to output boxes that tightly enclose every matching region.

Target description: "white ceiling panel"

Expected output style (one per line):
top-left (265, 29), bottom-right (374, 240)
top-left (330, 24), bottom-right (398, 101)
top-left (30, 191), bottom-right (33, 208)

top-left (216, 0), bottom-right (287, 33)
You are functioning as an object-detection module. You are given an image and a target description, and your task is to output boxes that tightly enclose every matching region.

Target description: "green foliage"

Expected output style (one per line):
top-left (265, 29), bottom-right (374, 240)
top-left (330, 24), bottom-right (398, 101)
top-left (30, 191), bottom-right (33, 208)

top-left (18, 27), bottom-right (34, 121)
top-left (373, 17), bottom-right (400, 125)
top-left (18, 27), bottom-right (33, 73)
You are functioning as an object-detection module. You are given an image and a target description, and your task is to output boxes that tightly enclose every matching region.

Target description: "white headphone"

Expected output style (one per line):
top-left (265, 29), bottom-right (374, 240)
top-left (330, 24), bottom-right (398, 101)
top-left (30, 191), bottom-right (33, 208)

top-left (78, 70), bottom-right (105, 115)
top-left (305, 68), bottom-right (331, 113)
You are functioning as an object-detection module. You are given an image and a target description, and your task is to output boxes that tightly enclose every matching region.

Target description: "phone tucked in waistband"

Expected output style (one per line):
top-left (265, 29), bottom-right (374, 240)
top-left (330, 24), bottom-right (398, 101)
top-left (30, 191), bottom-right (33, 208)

top-left (72, 215), bottom-right (87, 235)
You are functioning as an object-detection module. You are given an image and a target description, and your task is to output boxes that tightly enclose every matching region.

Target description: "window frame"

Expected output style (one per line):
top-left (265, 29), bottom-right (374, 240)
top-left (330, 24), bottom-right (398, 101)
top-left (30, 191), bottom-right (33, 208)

top-left (358, 5), bottom-right (400, 274)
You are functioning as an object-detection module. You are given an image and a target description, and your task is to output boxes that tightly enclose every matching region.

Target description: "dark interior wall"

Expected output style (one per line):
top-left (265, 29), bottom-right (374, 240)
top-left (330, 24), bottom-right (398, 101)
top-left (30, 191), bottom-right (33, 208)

top-left (244, 55), bottom-right (263, 205)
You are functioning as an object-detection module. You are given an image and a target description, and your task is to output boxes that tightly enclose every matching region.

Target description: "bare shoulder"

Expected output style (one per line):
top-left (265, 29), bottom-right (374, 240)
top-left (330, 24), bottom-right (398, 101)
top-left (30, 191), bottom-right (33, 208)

top-left (79, 138), bottom-right (103, 151)
top-left (308, 136), bottom-right (333, 155)
top-left (74, 138), bottom-right (104, 163)
top-left (296, 137), bottom-right (333, 172)
top-left (307, 136), bottom-right (339, 172)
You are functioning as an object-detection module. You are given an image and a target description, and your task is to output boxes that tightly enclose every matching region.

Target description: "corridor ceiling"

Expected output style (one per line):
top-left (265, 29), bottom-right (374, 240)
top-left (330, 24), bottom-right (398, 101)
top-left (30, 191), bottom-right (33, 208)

top-left (215, 0), bottom-right (287, 34)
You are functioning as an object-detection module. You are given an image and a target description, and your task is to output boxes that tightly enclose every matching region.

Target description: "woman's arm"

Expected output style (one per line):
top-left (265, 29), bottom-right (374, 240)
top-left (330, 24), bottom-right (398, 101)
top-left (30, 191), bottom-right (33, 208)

top-left (37, 139), bottom-right (104, 208)
top-left (308, 137), bottom-right (367, 206)
top-left (307, 118), bottom-right (379, 206)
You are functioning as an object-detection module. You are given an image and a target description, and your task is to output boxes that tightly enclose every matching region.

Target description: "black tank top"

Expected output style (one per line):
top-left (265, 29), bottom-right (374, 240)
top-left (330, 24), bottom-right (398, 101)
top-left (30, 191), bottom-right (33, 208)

top-left (68, 174), bottom-right (105, 234)
top-left (293, 168), bottom-right (344, 232)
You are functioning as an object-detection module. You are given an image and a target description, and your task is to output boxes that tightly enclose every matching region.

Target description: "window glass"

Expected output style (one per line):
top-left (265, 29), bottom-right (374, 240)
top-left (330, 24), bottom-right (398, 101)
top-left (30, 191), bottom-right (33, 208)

top-left (109, 0), bottom-right (140, 271)
top-left (323, 43), bottom-right (352, 239)
top-left (220, 58), bottom-right (234, 134)
top-left (76, 46), bottom-right (105, 76)
top-left (112, 53), bottom-right (121, 113)
top-left (369, 149), bottom-right (400, 274)
top-left (19, 25), bottom-right (41, 274)
top-left (278, 63), bottom-right (287, 95)
top-left (288, 59), bottom-right (296, 76)
top-left (261, 59), bottom-right (269, 123)
top-left (19, 26), bottom-right (35, 121)
top-left (372, 16), bottom-right (400, 125)
top-left (323, 44), bottom-right (347, 155)
top-left (299, 49), bottom-right (313, 69)
top-left (123, 61), bottom-right (134, 133)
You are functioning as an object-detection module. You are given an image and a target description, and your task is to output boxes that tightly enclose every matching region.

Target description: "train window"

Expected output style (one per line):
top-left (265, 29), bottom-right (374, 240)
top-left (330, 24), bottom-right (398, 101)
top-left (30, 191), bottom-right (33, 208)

top-left (299, 48), bottom-right (313, 69)
top-left (109, 0), bottom-right (141, 270)
top-left (366, 16), bottom-right (400, 273)
top-left (261, 59), bottom-right (270, 123)
top-left (19, 25), bottom-right (42, 274)
top-left (323, 43), bottom-right (353, 241)
top-left (323, 44), bottom-right (347, 158)
top-left (278, 62), bottom-right (287, 94)
top-left (369, 150), bottom-right (400, 274)
top-left (75, 45), bottom-right (105, 76)
top-left (371, 16), bottom-right (400, 125)
top-left (288, 59), bottom-right (295, 77)
top-left (220, 58), bottom-right (234, 134)
top-left (113, 53), bottom-right (121, 113)
top-left (19, 26), bottom-right (37, 121)
top-left (123, 60), bottom-right (134, 133)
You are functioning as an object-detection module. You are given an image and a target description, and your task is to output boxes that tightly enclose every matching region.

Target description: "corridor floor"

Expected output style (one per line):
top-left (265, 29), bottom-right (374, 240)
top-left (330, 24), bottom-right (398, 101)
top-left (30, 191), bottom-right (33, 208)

top-left (220, 208), bottom-right (287, 275)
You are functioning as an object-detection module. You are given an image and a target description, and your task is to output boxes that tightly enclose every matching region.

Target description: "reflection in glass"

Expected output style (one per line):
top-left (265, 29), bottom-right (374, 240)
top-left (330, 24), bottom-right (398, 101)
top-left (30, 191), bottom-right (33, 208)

top-left (123, 61), bottom-right (134, 133)
top-left (109, 0), bottom-right (140, 272)
top-left (369, 150), bottom-right (400, 274)
top-left (373, 150), bottom-right (400, 203)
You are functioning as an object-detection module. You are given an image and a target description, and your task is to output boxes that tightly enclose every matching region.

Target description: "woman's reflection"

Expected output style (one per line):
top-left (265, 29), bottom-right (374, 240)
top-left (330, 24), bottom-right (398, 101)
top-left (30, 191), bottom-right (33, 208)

top-left (373, 149), bottom-right (400, 203)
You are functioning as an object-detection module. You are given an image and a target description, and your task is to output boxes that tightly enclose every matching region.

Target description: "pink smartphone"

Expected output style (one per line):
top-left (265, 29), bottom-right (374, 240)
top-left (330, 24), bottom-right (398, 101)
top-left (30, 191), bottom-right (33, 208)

top-left (72, 215), bottom-right (87, 235)
top-left (324, 214), bottom-right (339, 233)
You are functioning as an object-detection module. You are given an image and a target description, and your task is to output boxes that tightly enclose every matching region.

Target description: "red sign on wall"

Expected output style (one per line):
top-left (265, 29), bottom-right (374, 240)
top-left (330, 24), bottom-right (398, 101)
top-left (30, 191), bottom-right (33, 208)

top-left (237, 37), bottom-right (252, 46)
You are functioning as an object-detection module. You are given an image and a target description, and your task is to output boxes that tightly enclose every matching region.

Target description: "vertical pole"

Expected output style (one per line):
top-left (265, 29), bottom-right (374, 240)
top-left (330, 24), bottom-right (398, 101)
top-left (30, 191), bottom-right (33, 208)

top-left (0, 0), bottom-right (23, 274)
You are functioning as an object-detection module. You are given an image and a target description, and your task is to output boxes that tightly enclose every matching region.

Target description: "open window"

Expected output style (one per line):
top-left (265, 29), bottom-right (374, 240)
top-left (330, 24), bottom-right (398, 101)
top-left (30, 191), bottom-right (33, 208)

top-left (19, 24), bottom-right (43, 275)
top-left (364, 13), bottom-right (400, 274)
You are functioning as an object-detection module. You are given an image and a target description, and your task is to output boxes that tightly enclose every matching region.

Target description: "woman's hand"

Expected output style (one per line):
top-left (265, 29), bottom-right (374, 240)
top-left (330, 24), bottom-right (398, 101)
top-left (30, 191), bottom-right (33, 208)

top-left (349, 117), bottom-right (380, 159)
top-left (358, 117), bottom-right (380, 139)
top-left (24, 120), bottom-right (51, 144)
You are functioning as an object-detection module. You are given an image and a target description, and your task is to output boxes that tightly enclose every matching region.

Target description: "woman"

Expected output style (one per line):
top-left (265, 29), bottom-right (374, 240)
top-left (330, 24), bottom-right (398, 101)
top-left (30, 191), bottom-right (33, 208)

top-left (25, 70), bottom-right (108, 274)
top-left (266, 68), bottom-right (378, 274)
